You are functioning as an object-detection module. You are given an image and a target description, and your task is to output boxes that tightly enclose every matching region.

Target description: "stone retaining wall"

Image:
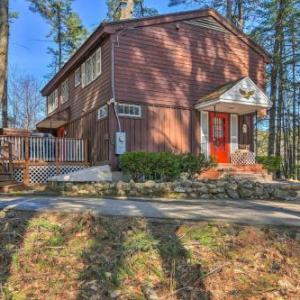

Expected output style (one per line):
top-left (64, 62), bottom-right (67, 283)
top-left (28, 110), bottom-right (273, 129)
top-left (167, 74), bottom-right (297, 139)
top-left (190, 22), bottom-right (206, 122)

top-left (48, 177), bottom-right (299, 201)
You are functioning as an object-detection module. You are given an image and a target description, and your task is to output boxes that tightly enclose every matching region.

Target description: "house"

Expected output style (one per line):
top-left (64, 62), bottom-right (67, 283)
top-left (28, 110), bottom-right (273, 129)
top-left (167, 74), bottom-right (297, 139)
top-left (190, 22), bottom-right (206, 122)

top-left (36, 7), bottom-right (272, 173)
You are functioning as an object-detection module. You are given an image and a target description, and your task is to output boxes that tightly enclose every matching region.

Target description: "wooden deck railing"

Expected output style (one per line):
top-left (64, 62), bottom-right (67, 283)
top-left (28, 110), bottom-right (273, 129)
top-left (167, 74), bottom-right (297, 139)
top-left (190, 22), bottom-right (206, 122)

top-left (0, 139), bottom-right (14, 174)
top-left (0, 136), bottom-right (88, 163)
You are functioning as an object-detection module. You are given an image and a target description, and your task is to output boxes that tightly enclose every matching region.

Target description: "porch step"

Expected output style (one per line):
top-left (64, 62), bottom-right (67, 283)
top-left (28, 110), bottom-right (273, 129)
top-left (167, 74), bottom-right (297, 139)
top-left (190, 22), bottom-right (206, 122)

top-left (200, 164), bottom-right (273, 181)
top-left (0, 174), bottom-right (13, 181)
top-left (230, 173), bottom-right (273, 182)
top-left (0, 182), bottom-right (25, 193)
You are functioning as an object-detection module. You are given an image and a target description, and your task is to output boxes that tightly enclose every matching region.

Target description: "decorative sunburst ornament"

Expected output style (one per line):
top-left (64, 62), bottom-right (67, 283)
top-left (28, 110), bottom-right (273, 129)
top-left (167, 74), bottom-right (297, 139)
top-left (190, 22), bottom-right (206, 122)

top-left (239, 88), bottom-right (255, 99)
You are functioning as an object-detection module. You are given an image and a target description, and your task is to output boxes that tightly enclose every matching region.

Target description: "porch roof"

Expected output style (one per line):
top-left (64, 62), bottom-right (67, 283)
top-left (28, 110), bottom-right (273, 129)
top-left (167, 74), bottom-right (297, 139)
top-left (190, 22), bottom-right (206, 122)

top-left (195, 77), bottom-right (272, 115)
top-left (36, 108), bottom-right (70, 130)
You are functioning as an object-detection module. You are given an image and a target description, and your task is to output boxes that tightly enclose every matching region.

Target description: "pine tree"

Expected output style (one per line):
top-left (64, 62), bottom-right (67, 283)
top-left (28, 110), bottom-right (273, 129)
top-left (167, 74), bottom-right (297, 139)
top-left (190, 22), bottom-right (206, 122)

top-left (28, 0), bottom-right (87, 75)
top-left (168, 0), bottom-right (259, 30)
top-left (106, 0), bottom-right (158, 21)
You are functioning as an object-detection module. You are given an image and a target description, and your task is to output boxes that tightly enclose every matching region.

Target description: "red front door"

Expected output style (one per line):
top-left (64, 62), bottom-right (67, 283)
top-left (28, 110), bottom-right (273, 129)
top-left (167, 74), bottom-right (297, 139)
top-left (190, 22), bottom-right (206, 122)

top-left (209, 112), bottom-right (230, 163)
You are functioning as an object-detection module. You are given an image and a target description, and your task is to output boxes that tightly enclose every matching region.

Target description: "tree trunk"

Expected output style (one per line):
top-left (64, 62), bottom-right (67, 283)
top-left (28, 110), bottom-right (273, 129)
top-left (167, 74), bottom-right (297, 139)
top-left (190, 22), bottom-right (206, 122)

top-left (275, 22), bottom-right (284, 178)
top-left (0, 0), bottom-right (8, 128)
top-left (236, 0), bottom-right (244, 30)
top-left (268, 0), bottom-right (284, 156)
top-left (57, 8), bottom-right (63, 69)
top-left (226, 0), bottom-right (233, 22)
top-left (291, 17), bottom-right (297, 178)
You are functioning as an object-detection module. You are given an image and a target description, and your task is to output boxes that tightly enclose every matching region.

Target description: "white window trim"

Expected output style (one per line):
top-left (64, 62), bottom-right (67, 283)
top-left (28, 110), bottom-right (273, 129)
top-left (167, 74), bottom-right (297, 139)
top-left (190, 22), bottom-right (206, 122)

top-left (81, 47), bottom-right (102, 88)
top-left (48, 89), bottom-right (58, 114)
top-left (75, 67), bottom-right (81, 87)
top-left (97, 105), bottom-right (108, 120)
top-left (118, 103), bottom-right (142, 118)
top-left (61, 79), bottom-right (69, 104)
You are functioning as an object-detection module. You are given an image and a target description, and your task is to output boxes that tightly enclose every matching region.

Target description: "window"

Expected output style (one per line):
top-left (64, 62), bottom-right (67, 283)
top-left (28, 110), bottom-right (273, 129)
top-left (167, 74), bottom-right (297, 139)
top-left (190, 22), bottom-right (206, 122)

top-left (61, 80), bottom-right (69, 103)
top-left (117, 104), bottom-right (142, 118)
top-left (48, 89), bottom-right (58, 114)
top-left (97, 105), bottom-right (108, 120)
top-left (81, 47), bottom-right (101, 87)
top-left (75, 68), bottom-right (81, 87)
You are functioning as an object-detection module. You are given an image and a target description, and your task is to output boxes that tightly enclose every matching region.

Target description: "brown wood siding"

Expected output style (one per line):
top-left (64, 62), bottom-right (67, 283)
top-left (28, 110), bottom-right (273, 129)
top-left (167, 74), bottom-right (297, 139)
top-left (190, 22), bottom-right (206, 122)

top-left (47, 37), bottom-right (112, 121)
top-left (64, 108), bottom-right (109, 164)
top-left (119, 104), bottom-right (196, 155)
top-left (114, 22), bottom-right (266, 108)
top-left (238, 113), bottom-right (254, 152)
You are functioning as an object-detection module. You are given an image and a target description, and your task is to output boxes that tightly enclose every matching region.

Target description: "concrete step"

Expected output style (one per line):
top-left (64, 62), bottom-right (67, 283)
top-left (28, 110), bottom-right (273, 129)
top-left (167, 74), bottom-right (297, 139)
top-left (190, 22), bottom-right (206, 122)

top-left (229, 173), bottom-right (273, 182)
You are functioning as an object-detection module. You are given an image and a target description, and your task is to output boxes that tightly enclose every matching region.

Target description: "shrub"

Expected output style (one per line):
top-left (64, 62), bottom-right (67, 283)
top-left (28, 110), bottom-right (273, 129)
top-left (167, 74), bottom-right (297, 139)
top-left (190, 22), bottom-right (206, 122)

top-left (180, 153), bottom-right (216, 179)
top-left (256, 156), bottom-right (281, 173)
top-left (119, 151), bottom-right (181, 181)
top-left (119, 151), bottom-right (214, 182)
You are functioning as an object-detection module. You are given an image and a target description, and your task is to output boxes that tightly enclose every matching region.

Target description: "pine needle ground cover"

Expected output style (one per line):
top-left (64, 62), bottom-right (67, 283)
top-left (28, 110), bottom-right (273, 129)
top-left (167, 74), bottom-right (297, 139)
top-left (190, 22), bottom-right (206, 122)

top-left (0, 210), bottom-right (299, 300)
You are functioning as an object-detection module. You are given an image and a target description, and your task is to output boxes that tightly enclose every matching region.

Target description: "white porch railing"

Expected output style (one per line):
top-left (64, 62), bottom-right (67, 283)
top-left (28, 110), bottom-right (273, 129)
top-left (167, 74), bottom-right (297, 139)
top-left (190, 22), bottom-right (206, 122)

top-left (0, 136), bottom-right (88, 163)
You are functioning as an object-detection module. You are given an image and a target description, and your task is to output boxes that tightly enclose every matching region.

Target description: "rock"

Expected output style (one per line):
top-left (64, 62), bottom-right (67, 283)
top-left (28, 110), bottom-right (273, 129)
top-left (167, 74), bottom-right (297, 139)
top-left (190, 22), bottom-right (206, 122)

top-left (181, 179), bottom-right (193, 188)
top-left (189, 193), bottom-right (198, 198)
top-left (179, 172), bottom-right (189, 181)
top-left (110, 290), bottom-right (122, 298)
top-left (216, 181), bottom-right (226, 187)
top-left (226, 189), bottom-right (239, 199)
top-left (240, 180), bottom-right (254, 189)
top-left (192, 181), bottom-right (205, 188)
top-left (90, 295), bottom-right (102, 300)
top-left (238, 187), bottom-right (252, 198)
top-left (174, 186), bottom-right (186, 193)
top-left (195, 186), bottom-right (208, 193)
top-left (141, 284), bottom-right (159, 300)
top-left (216, 193), bottom-right (228, 199)
top-left (255, 184), bottom-right (264, 197)
top-left (144, 180), bottom-right (156, 189)
top-left (200, 194), bottom-right (210, 199)
top-left (209, 186), bottom-right (224, 194)
top-left (226, 182), bottom-right (238, 191)
top-left (273, 188), bottom-right (291, 200)
top-left (116, 181), bottom-right (126, 190)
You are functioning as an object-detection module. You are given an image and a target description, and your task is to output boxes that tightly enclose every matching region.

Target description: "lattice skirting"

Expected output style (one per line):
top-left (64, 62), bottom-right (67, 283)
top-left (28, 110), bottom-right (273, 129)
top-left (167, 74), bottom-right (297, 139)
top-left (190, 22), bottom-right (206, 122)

top-left (231, 150), bottom-right (256, 165)
top-left (13, 165), bottom-right (87, 184)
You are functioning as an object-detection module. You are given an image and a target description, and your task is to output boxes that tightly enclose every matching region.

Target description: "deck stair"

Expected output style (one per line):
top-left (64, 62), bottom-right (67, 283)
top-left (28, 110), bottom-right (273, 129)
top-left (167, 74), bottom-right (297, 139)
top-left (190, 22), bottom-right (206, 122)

top-left (200, 163), bottom-right (273, 181)
top-left (0, 141), bottom-right (24, 192)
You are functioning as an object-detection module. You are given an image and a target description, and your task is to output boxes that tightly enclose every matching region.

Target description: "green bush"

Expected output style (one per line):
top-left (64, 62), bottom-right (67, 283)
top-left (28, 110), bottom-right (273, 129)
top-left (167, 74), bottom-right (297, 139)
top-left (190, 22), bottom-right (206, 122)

top-left (256, 156), bottom-right (281, 173)
top-left (180, 153), bottom-right (216, 179)
top-left (119, 151), bottom-right (213, 182)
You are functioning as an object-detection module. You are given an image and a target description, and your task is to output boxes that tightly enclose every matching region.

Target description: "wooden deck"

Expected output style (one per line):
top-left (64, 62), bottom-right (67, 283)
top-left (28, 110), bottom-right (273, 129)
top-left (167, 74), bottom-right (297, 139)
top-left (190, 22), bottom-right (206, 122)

top-left (0, 134), bottom-right (89, 185)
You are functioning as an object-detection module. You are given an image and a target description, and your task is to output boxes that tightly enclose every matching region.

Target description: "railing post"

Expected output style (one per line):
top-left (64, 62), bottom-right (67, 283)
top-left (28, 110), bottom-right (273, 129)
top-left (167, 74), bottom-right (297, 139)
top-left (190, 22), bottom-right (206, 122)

top-left (8, 143), bottom-right (13, 174)
top-left (55, 138), bottom-right (60, 175)
top-left (24, 137), bottom-right (30, 186)
top-left (84, 139), bottom-right (88, 164)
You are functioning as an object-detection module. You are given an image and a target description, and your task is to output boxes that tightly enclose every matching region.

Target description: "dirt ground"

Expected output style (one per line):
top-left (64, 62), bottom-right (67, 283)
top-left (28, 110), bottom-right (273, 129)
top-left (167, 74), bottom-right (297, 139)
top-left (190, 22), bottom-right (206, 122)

top-left (0, 210), bottom-right (299, 300)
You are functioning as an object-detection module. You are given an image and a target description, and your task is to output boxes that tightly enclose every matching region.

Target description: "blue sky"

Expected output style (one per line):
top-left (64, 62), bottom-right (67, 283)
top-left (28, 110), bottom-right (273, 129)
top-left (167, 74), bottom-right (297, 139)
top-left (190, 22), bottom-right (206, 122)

top-left (9, 0), bottom-right (192, 83)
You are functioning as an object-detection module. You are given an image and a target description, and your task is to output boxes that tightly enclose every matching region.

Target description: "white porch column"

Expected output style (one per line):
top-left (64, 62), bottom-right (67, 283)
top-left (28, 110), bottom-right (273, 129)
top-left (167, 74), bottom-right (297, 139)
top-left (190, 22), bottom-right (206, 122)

top-left (200, 111), bottom-right (209, 158)
top-left (230, 114), bottom-right (238, 156)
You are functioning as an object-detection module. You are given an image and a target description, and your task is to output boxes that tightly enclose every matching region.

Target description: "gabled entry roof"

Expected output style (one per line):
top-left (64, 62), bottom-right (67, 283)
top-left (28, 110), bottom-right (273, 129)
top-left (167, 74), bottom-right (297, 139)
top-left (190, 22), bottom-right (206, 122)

top-left (195, 77), bottom-right (272, 115)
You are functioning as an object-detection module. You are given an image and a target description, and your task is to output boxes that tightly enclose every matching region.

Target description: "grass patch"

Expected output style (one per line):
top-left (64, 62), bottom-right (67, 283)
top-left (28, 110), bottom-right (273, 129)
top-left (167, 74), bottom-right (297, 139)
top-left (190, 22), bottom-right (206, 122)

top-left (0, 211), bottom-right (299, 299)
